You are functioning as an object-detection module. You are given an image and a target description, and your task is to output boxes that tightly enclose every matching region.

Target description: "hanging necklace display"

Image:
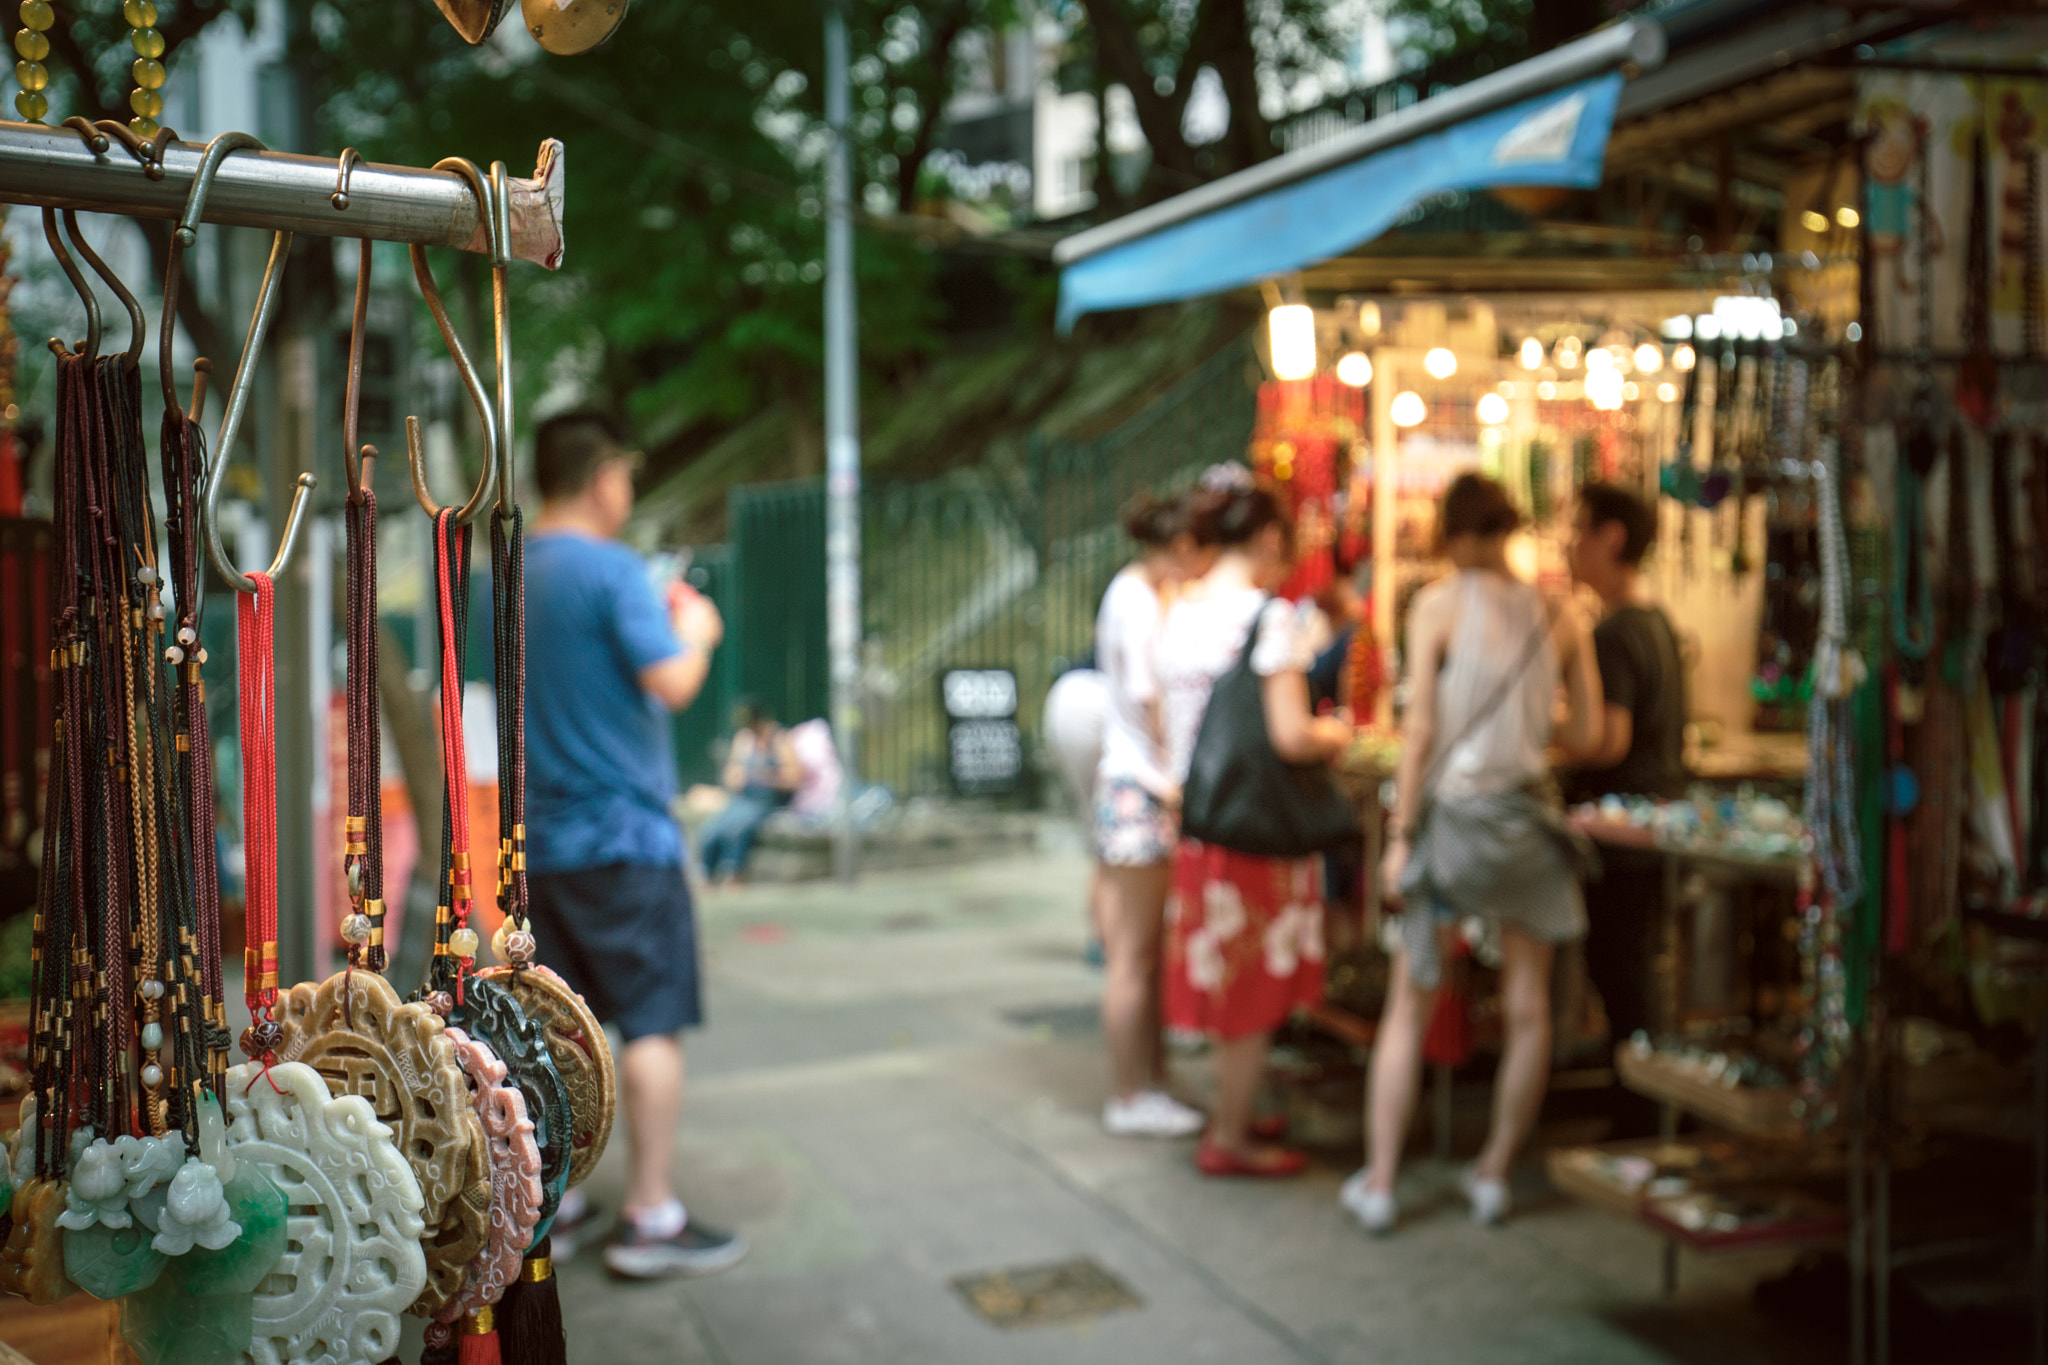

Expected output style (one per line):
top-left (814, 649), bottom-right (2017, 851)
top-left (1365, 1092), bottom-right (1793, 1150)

top-left (402, 164), bottom-right (577, 1249)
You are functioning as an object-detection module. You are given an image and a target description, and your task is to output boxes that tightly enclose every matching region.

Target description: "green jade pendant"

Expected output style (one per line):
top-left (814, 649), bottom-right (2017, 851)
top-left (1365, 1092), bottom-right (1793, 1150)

top-left (63, 1220), bottom-right (166, 1299)
top-left (120, 1270), bottom-right (253, 1365)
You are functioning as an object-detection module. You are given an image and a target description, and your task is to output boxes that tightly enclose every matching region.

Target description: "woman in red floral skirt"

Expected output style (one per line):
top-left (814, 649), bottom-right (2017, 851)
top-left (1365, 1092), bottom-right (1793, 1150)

top-left (1156, 469), bottom-right (1354, 1177)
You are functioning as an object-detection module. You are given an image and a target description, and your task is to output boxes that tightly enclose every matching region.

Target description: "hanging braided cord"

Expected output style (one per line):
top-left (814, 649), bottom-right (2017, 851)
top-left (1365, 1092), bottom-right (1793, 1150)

top-left (491, 507), bottom-right (527, 938)
top-left (345, 484), bottom-right (386, 970)
top-left (431, 509), bottom-right (476, 1001)
top-left (237, 573), bottom-right (280, 1047)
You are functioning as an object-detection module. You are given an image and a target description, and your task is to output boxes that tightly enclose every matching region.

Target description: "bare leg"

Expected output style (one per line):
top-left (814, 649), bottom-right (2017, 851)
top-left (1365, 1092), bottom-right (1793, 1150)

top-left (1087, 866), bottom-right (1111, 945)
top-left (1475, 927), bottom-right (1556, 1183)
top-left (1209, 1031), bottom-right (1271, 1153)
top-left (1101, 863), bottom-right (1171, 1098)
top-left (621, 1032), bottom-right (686, 1217)
top-left (1365, 940), bottom-right (1439, 1194)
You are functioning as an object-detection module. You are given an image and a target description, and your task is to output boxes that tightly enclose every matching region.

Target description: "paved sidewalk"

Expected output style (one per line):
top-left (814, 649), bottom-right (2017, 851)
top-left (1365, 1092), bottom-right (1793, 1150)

top-left (539, 853), bottom-right (1826, 1365)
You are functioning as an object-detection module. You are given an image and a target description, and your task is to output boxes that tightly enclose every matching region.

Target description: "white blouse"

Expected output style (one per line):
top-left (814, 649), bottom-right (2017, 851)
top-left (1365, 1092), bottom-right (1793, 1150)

top-left (1156, 586), bottom-right (1314, 785)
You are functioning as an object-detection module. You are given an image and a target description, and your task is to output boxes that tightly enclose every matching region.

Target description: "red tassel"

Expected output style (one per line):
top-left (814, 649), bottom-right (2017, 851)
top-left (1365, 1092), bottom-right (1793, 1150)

top-left (458, 1308), bottom-right (501, 1365)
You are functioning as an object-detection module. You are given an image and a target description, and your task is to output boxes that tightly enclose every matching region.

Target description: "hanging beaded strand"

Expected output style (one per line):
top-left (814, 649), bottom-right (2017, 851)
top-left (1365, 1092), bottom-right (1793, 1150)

top-left (14, 0), bottom-right (52, 124)
top-left (123, 0), bottom-right (167, 139)
top-left (237, 572), bottom-right (283, 1064)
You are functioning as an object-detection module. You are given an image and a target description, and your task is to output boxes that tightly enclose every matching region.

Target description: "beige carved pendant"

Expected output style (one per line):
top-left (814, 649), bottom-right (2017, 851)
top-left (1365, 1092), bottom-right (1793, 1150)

top-left (0, 1178), bottom-right (75, 1304)
top-left (272, 971), bottom-right (489, 1314)
top-left (479, 965), bottom-right (614, 1189)
top-left (436, 1028), bottom-right (542, 1325)
top-left (224, 1060), bottom-right (427, 1365)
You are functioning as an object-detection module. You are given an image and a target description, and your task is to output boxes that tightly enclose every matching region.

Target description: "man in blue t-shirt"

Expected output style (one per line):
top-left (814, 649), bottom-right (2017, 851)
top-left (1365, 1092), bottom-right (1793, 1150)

top-left (525, 411), bottom-right (742, 1278)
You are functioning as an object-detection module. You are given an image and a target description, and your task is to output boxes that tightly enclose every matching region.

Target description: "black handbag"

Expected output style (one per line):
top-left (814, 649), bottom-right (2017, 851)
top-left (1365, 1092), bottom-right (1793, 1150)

top-left (1179, 602), bottom-right (1356, 858)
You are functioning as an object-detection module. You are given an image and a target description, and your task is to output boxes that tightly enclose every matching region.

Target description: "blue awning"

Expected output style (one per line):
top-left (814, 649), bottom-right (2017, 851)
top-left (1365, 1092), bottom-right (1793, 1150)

top-left (1055, 45), bottom-right (1644, 332)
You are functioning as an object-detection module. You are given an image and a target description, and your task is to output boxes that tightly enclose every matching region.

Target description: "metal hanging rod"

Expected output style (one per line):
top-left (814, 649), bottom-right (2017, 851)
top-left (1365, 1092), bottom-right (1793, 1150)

top-left (0, 121), bottom-right (565, 267)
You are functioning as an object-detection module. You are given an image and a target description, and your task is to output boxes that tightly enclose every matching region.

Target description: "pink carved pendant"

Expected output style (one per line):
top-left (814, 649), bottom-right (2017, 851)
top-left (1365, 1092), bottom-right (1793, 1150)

top-left (436, 1027), bottom-right (542, 1324)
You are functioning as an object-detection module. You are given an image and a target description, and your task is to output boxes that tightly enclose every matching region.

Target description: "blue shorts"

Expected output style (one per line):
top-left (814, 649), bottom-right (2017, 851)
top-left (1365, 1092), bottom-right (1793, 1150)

top-left (527, 862), bottom-right (703, 1042)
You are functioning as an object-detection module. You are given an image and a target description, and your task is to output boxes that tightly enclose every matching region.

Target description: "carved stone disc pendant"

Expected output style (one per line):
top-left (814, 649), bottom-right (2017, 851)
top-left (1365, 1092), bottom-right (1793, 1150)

top-left (436, 1028), bottom-right (542, 1324)
top-left (448, 976), bottom-right (572, 1221)
top-left (223, 1061), bottom-right (427, 1365)
top-left (272, 971), bottom-right (489, 1315)
top-left (479, 965), bottom-right (615, 1189)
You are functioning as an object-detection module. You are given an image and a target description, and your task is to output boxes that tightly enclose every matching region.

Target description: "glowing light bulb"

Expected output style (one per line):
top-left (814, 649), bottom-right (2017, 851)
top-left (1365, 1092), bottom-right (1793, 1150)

top-left (1623, 382), bottom-right (1640, 401)
top-left (1584, 347), bottom-right (1614, 373)
top-left (1555, 338), bottom-right (1580, 368)
top-left (1585, 369), bottom-right (1624, 411)
top-left (1358, 300), bottom-right (1382, 335)
top-left (1269, 305), bottom-right (1316, 381)
top-left (1657, 382), bottom-right (1678, 402)
top-left (1390, 391), bottom-right (1427, 427)
top-left (1336, 352), bottom-right (1373, 387)
top-left (1634, 343), bottom-right (1663, 374)
top-left (1519, 337), bottom-right (1543, 369)
top-left (1836, 206), bottom-right (1859, 229)
top-left (1424, 347), bottom-right (1457, 379)
top-left (1673, 344), bottom-right (1696, 372)
top-left (1801, 210), bottom-right (1828, 233)
top-left (1475, 392), bottom-right (1509, 425)
top-left (1537, 381), bottom-right (1558, 400)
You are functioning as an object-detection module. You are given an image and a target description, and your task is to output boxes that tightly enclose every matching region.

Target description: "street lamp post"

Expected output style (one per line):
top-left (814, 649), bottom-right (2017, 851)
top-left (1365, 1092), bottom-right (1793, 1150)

top-left (823, 0), bottom-right (862, 883)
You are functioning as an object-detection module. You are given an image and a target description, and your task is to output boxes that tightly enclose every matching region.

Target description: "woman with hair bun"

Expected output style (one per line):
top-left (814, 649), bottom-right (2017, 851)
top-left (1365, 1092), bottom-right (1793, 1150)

top-left (1156, 466), bottom-right (1353, 1178)
top-left (1092, 491), bottom-right (1210, 1138)
top-left (1344, 471), bottom-right (1603, 1233)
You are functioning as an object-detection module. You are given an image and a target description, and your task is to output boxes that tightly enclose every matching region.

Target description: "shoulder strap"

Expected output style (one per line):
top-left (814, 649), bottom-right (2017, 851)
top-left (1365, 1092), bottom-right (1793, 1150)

top-left (1415, 595), bottom-right (1553, 802)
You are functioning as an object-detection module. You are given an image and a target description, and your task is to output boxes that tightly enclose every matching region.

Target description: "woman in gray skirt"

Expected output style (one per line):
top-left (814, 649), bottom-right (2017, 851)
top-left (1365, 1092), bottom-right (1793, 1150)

top-left (1343, 473), bottom-right (1603, 1234)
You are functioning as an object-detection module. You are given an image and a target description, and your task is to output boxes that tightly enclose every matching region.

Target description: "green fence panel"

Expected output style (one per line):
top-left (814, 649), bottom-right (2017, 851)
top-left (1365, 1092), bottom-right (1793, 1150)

top-left (729, 481), bottom-right (830, 732)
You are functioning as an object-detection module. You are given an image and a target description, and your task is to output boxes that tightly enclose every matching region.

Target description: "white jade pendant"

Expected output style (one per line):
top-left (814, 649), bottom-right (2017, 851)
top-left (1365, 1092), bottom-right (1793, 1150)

top-left (225, 1062), bottom-right (427, 1365)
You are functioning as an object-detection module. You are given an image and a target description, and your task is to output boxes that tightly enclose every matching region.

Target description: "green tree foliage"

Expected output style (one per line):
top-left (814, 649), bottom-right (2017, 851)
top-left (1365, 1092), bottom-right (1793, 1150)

top-left (298, 1), bottom-right (1016, 461)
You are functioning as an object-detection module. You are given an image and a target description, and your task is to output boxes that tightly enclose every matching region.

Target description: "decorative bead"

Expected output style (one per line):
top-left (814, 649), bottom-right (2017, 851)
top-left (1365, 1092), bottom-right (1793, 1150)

top-left (130, 117), bottom-right (159, 139)
top-left (128, 87), bottom-right (162, 118)
top-left (239, 1020), bottom-right (282, 1060)
top-left (136, 565), bottom-right (158, 586)
top-left (12, 30), bottom-right (45, 60)
top-left (448, 927), bottom-right (480, 959)
top-left (140, 1064), bottom-right (162, 1088)
top-left (140, 1022), bottom-right (163, 1050)
top-left (492, 924), bottom-right (536, 966)
top-left (21, 2), bottom-right (53, 33)
top-left (194, 647), bottom-right (208, 663)
top-left (130, 57), bottom-right (164, 89)
top-left (122, 0), bottom-right (156, 24)
top-left (176, 626), bottom-right (196, 646)
top-left (13, 89), bottom-right (44, 122)
top-left (145, 600), bottom-right (165, 620)
top-left (340, 914), bottom-right (372, 946)
top-left (424, 991), bottom-right (453, 1018)
top-left (129, 25), bottom-right (163, 58)
top-left (138, 979), bottom-right (165, 1000)
top-left (164, 645), bottom-right (184, 665)
top-left (15, 60), bottom-right (47, 91)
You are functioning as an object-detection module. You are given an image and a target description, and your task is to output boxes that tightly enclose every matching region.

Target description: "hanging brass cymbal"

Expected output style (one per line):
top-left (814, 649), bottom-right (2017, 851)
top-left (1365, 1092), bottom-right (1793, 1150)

top-left (521, 0), bottom-right (630, 55)
top-left (435, 0), bottom-right (516, 45)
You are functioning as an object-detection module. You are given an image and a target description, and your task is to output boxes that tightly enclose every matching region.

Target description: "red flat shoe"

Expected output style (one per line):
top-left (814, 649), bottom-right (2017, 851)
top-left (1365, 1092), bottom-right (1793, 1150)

top-left (1195, 1140), bottom-right (1309, 1179)
top-left (1249, 1113), bottom-right (1290, 1143)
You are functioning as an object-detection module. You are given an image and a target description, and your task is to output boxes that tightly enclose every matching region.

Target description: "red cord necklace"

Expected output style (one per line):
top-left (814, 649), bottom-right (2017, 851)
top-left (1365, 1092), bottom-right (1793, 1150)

top-left (435, 508), bottom-right (478, 1001)
top-left (236, 571), bottom-right (282, 1063)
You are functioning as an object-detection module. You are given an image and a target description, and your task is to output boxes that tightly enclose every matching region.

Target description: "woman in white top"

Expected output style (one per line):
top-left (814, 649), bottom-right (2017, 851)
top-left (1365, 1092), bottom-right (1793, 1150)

top-left (1156, 473), bottom-right (1352, 1178)
top-left (1345, 473), bottom-right (1603, 1234)
top-left (1093, 494), bottom-right (1209, 1138)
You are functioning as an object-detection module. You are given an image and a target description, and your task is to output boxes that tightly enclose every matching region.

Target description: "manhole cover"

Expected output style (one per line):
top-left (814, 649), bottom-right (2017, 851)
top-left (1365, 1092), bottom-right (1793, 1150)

top-left (952, 1257), bottom-right (1142, 1329)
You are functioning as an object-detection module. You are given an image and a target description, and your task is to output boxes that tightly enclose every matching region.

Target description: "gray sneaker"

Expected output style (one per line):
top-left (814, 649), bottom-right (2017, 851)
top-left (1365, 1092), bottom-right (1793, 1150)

top-left (602, 1218), bottom-right (749, 1280)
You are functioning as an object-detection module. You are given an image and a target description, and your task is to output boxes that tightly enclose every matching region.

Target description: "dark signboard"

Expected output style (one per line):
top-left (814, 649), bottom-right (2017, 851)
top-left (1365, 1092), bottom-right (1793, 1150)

top-left (941, 668), bottom-right (1023, 796)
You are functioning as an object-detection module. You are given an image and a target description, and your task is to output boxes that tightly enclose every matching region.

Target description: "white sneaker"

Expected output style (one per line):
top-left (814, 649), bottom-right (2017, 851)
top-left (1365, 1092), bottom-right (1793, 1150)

top-left (1461, 1167), bottom-right (1510, 1226)
top-left (1102, 1089), bottom-right (1205, 1138)
top-left (1339, 1169), bottom-right (1396, 1235)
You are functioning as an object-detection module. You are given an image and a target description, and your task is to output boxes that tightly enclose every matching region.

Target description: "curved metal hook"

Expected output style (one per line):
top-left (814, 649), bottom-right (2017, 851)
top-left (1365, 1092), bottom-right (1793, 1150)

top-left (62, 211), bottom-right (145, 365)
top-left (343, 235), bottom-right (374, 501)
top-left (487, 160), bottom-right (516, 517)
top-left (402, 156), bottom-right (500, 524)
top-left (332, 147), bottom-right (362, 211)
top-left (40, 207), bottom-right (100, 360)
top-left (162, 131), bottom-right (269, 408)
top-left (202, 230), bottom-right (319, 593)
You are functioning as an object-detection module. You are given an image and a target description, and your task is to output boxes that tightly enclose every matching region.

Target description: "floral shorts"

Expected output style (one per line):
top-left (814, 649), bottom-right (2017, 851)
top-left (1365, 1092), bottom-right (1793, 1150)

top-left (1093, 776), bottom-right (1177, 867)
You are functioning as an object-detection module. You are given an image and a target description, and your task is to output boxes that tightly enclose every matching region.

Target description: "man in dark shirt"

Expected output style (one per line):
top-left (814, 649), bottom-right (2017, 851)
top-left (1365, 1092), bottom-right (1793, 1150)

top-left (1567, 483), bottom-right (1687, 1135)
